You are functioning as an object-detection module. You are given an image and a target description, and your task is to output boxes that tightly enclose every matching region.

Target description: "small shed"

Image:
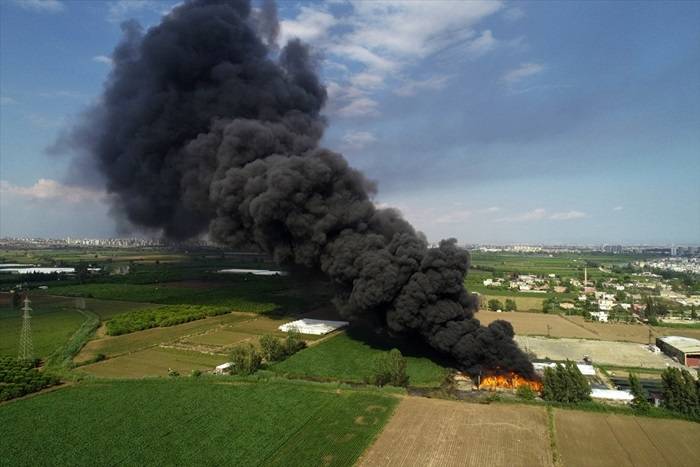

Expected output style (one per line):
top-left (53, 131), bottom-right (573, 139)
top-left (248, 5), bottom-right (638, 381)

top-left (214, 362), bottom-right (233, 374)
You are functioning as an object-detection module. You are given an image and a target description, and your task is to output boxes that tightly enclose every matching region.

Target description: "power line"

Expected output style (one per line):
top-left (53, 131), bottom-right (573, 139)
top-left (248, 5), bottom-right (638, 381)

top-left (18, 295), bottom-right (34, 361)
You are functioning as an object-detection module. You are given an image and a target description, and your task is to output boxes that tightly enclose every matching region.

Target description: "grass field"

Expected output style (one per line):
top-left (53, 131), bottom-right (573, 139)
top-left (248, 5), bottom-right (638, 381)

top-left (75, 312), bottom-right (319, 377)
top-left (0, 379), bottom-right (397, 467)
top-left (554, 409), bottom-right (700, 467)
top-left (0, 299), bottom-right (85, 358)
top-left (359, 397), bottom-right (553, 466)
top-left (74, 312), bottom-right (254, 362)
top-left (47, 278), bottom-right (322, 317)
top-left (271, 331), bottom-right (449, 387)
top-left (78, 347), bottom-right (225, 378)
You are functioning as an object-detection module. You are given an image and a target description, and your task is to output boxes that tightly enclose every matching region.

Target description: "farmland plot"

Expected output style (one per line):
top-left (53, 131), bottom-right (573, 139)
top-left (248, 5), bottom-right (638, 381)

top-left (555, 409), bottom-right (700, 467)
top-left (478, 311), bottom-right (598, 339)
top-left (480, 295), bottom-right (545, 312)
top-left (359, 397), bottom-right (553, 467)
top-left (74, 312), bottom-right (251, 362)
top-left (0, 379), bottom-right (397, 467)
top-left (78, 347), bottom-right (224, 378)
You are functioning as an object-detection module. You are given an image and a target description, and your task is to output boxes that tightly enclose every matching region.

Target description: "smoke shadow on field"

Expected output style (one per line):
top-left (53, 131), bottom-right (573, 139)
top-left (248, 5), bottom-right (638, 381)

top-left (345, 325), bottom-right (456, 369)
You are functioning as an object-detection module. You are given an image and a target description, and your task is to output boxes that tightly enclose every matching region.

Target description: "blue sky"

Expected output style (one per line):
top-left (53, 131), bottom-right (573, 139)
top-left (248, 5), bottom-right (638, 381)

top-left (1, 0), bottom-right (698, 244)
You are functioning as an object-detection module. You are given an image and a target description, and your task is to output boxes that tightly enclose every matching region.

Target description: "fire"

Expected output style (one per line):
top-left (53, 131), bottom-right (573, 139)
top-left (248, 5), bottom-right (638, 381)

top-left (479, 372), bottom-right (542, 392)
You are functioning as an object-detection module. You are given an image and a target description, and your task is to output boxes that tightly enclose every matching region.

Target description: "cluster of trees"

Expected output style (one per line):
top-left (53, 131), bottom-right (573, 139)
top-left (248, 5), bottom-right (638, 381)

top-left (542, 297), bottom-right (560, 314)
top-left (227, 330), bottom-right (307, 376)
top-left (661, 367), bottom-right (700, 417)
top-left (259, 330), bottom-right (307, 363)
top-left (628, 372), bottom-right (651, 412)
top-left (0, 357), bottom-right (59, 401)
top-left (106, 305), bottom-right (230, 335)
top-left (367, 349), bottom-right (409, 387)
top-left (542, 361), bottom-right (591, 403)
top-left (642, 296), bottom-right (669, 325)
top-left (487, 298), bottom-right (517, 312)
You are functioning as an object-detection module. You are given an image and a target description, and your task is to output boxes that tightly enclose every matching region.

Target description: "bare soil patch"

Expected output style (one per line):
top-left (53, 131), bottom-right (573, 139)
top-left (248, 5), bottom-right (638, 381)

top-left (359, 397), bottom-right (553, 467)
top-left (515, 336), bottom-right (680, 368)
top-left (479, 311), bottom-right (598, 339)
top-left (555, 409), bottom-right (700, 467)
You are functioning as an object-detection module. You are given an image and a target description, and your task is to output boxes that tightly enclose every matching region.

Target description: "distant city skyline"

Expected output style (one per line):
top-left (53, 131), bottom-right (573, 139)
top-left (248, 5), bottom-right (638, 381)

top-left (1, 1), bottom-right (698, 243)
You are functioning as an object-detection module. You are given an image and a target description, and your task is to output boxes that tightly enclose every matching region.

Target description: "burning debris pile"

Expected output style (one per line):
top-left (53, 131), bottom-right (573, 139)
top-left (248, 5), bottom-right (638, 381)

top-left (57, 0), bottom-right (534, 377)
top-left (479, 372), bottom-right (543, 392)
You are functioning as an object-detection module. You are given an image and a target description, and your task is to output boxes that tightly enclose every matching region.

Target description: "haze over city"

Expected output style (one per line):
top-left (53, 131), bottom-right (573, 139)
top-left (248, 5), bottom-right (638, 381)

top-left (1, 0), bottom-right (698, 244)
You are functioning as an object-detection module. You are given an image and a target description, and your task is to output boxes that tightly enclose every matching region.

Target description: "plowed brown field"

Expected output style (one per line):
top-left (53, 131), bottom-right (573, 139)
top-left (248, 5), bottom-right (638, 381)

top-left (555, 409), bottom-right (700, 467)
top-left (358, 397), bottom-right (553, 467)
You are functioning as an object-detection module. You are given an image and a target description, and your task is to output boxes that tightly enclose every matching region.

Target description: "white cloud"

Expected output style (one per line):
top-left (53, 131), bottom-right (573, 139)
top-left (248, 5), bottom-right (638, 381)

top-left (613, 205), bottom-right (624, 211)
top-left (107, 0), bottom-right (161, 23)
top-left (13, 0), bottom-right (64, 13)
top-left (464, 30), bottom-right (498, 57)
top-left (503, 7), bottom-right (525, 22)
top-left (93, 55), bottom-right (113, 66)
top-left (336, 97), bottom-right (380, 118)
top-left (0, 96), bottom-right (16, 105)
top-left (394, 75), bottom-right (451, 97)
top-left (1, 179), bottom-right (104, 203)
top-left (502, 62), bottom-right (544, 84)
top-left (281, 1), bottom-right (504, 118)
top-left (350, 72), bottom-right (384, 90)
top-left (343, 1), bottom-right (503, 59)
top-left (279, 6), bottom-right (336, 44)
top-left (549, 210), bottom-right (587, 220)
top-left (496, 208), bottom-right (587, 222)
top-left (341, 130), bottom-right (377, 150)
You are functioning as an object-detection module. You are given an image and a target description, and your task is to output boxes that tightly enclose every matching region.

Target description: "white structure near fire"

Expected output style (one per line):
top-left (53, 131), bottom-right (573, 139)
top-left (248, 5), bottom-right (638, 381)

top-left (278, 319), bottom-right (349, 336)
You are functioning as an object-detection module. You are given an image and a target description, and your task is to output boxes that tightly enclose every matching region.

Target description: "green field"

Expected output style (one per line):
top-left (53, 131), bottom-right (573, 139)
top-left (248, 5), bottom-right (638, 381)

top-left (78, 347), bottom-right (226, 378)
top-left (272, 331), bottom-right (449, 387)
top-left (0, 303), bottom-right (85, 358)
top-left (0, 379), bottom-right (397, 466)
top-left (47, 277), bottom-right (321, 314)
top-left (0, 294), bottom-right (159, 359)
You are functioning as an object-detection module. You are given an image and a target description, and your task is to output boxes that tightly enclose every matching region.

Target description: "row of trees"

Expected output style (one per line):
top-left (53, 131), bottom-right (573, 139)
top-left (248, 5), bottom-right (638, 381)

top-left (487, 298), bottom-right (517, 312)
top-left (660, 367), bottom-right (700, 417)
top-left (228, 330), bottom-right (307, 375)
top-left (541, 361), bottom-right (591, 403)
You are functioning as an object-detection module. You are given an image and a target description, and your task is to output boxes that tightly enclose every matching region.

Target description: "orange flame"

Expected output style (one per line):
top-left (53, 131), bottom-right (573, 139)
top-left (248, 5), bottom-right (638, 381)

top-left (479, 372), bottom-right (542, 392)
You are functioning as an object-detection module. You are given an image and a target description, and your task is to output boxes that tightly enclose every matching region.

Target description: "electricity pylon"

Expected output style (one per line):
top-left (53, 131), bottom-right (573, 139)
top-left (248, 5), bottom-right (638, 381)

top-left (18, 296), bottom-right (33, 361)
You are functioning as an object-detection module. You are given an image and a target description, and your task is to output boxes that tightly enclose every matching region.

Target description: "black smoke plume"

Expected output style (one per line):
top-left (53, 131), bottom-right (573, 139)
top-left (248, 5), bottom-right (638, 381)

top-left (59, 0), bottom-right (533, 377)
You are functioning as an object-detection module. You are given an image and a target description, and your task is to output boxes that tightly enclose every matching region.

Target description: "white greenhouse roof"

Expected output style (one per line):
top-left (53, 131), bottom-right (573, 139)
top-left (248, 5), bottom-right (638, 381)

top-left (532, 362), bottom-right (596, 376)
top-left (217, 268), bottom-right (287, 276)
top-left (591, 389), bottom-right (634, 401)
top-left (278, 319), bottom-right (349, 335)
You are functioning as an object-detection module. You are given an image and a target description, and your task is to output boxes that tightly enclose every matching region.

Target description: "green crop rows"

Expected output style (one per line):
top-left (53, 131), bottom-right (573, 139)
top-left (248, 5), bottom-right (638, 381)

top-left (0, 379), bottom-right (397, 466)
top-left (272, 332), bottom-right (449, 387)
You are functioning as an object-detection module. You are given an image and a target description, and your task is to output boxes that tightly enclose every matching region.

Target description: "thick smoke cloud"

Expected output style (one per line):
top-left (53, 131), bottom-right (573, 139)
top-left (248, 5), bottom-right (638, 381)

top-left (61, 0), bottom-right (533, 377)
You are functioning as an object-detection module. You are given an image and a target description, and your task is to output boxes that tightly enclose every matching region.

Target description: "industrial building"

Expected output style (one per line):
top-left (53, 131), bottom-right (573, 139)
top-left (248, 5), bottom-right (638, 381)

top-left (656, 336), bottom-right (700, 368)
